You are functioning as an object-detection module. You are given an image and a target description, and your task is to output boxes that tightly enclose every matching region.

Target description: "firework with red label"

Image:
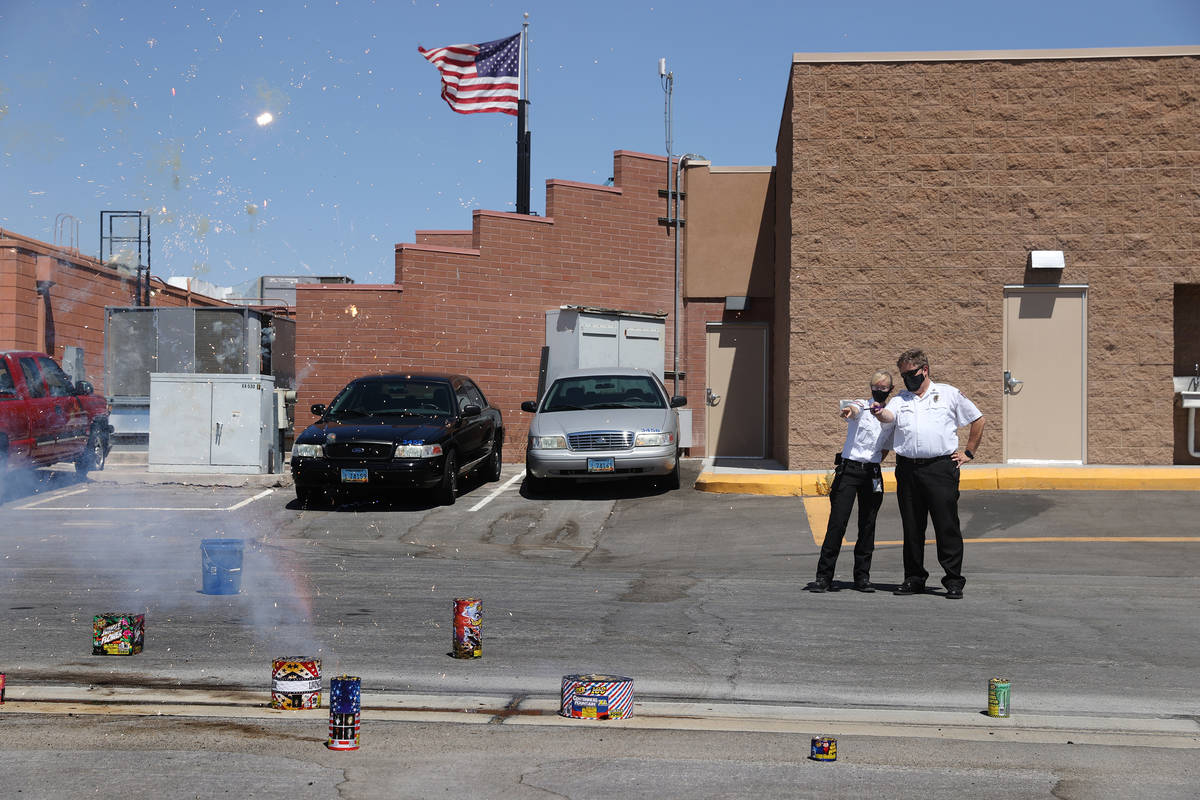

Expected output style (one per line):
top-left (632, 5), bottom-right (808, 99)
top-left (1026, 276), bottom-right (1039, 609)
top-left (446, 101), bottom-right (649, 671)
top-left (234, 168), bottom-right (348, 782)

top-left (452, 598), bottom-right (482, 658)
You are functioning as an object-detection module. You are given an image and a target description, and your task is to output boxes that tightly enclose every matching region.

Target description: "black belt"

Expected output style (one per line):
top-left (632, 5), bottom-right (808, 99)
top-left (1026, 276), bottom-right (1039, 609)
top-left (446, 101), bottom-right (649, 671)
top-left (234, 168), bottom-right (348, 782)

top-left (897, 454), bottom-right (952, 466)
top-left (841, 458), bottom-right (879, 470)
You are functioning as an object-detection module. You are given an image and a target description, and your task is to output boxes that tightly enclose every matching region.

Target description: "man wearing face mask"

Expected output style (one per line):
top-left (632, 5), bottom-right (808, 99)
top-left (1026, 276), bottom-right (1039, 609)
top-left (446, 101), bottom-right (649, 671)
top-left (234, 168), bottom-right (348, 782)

top-left (871, 349), bottom-right (984, 599)
top-left (809, 370), bottom-right (895, 593)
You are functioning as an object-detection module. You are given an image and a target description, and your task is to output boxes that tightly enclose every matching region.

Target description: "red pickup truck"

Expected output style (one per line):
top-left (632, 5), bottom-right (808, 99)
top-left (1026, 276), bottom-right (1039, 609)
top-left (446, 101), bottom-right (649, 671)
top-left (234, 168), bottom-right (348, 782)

top-left (0, 351), bottom-right (112, 476)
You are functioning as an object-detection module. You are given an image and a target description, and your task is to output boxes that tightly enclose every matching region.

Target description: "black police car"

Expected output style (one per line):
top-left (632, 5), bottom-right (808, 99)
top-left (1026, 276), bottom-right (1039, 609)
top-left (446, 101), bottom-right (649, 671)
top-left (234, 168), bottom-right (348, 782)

top-left (291, 373), bottom-right (503, 506)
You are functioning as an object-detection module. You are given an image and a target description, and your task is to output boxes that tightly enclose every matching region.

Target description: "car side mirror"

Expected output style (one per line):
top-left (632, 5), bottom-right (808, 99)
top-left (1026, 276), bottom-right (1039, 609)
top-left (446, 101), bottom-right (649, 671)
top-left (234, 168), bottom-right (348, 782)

top-left (74, 380), bottom-right (94, 396)
top-left (311, 403), bottom-right (327, 417)
top-left (670, 395), bottom-right (687, 408)
top-left (461, 404), bottom-right (482, 418)
top-left (520, 401), bottom-right (538, 413)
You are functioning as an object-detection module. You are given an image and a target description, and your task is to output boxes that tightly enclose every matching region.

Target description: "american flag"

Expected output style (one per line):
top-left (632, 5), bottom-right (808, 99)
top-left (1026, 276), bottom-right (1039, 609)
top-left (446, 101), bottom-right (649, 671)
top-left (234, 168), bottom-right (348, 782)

top-left (419, 32), bottom-right (521, 116)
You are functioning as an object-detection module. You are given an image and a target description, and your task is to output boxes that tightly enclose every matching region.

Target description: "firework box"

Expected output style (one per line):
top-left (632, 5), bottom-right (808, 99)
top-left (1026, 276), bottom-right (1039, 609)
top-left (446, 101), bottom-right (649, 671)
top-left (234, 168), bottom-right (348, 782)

top-left (93, 613), bottom-right (145, 656)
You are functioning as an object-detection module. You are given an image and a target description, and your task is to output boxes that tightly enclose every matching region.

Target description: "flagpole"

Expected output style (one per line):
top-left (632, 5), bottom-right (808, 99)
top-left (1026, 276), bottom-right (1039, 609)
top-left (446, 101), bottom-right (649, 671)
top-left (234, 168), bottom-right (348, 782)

top-left (516, 15), bottom-right (531, 214)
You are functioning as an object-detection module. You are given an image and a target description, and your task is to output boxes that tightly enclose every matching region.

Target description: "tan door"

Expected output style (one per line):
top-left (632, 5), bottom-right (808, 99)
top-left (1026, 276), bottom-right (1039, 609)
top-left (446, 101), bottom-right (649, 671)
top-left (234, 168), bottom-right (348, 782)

top-left (1003, 287), bottom-right (1086, 463)
top-left (705, 323), bottom-right (767, 458)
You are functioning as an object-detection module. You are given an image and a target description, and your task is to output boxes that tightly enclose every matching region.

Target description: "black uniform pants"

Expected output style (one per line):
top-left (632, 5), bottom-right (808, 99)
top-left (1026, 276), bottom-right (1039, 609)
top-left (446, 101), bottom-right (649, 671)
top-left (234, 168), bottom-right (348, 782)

top-left (816, 461), bottom-right (882, 582)
top-left (895, 455), bottom-right (965, 590)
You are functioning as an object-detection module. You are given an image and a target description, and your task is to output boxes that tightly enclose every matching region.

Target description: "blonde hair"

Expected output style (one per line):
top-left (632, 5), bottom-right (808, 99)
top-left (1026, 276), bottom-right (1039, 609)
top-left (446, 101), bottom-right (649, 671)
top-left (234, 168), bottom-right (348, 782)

top-left (871, 370), bottom-right (893, 388)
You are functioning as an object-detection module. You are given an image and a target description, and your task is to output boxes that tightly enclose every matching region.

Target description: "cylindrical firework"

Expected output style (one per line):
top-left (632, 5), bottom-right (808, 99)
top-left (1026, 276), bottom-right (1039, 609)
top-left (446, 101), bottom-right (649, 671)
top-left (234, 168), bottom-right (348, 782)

top-left (987, 677), bottom-right (1011, 718)
top-left (810, 736), bottom-right (838, 761)
top-left (0, 672), bottom-right (5, 704)
top-left (560, 674), bottom-right (634, 720)
top-left (452, 598), bottom-right (482, 659)
top-left (327, 675), bottom-right (362, 751)
top-left (271, 657), bottom-right (322, 710)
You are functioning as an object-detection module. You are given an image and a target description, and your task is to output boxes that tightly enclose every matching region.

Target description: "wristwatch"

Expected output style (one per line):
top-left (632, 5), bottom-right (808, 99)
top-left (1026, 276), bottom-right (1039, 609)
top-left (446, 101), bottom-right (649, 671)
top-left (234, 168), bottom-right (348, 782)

top-left (964, 449), bottom-right (974, 460)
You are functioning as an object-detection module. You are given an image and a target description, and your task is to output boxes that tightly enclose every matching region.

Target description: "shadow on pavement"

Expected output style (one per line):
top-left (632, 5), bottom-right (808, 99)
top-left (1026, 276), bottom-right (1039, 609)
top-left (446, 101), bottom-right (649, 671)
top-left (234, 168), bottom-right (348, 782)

top-left (1, 466), bottom-right (91, 505)
top-left (519, 474), bottom-right (676, 501)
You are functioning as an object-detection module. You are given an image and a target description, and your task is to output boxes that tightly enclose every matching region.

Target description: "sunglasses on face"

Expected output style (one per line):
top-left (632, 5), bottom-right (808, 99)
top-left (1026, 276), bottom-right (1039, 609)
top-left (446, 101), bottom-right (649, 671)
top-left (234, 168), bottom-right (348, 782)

top-left (901, 367), bottom-right (925, 381)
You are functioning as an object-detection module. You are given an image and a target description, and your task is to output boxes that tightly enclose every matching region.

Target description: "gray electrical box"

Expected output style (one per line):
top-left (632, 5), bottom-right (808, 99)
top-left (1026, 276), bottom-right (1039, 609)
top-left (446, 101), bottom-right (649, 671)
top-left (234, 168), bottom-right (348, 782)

top-left (149, 373), bottom-right (276, 473)
top-left (544, 306), bottom-right (667, 387)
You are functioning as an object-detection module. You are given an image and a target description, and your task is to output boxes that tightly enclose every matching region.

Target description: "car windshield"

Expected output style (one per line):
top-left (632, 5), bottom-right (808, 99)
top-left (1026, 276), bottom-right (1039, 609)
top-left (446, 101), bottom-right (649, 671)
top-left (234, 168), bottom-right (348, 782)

top-left (542, 375), bottom-right (665, 411)
top-left (328, 380), bottom-right (453, 417)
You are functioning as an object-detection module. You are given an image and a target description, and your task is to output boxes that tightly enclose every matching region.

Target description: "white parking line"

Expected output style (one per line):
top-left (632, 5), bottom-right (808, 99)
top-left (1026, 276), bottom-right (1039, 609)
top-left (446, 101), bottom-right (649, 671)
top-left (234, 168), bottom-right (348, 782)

top-left (15, 488), bottom-right (275, 513)
top-left (468, 471), bottom-right (525, 512)
top-left (12, 486), bottom-right (90, 510)
top-left (226, 488), bottom-right (275, 511)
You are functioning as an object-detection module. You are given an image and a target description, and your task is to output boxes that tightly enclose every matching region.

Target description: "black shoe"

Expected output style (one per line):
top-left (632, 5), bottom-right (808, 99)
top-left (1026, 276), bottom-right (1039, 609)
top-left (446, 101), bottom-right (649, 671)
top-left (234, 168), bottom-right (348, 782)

top-left (893, 579), bottom-right (926, 595)
top-left (808, 577), bottom-right (832, 593)
top-left (945, 585), bottom-right (964, 599)
top-left (853, 579), bottom-right (876, 593)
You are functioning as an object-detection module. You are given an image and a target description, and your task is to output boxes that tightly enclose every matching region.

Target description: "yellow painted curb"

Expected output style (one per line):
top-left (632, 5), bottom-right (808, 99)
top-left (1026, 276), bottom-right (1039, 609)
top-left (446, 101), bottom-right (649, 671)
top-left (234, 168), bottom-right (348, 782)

top-left (994, 467), bottom-right (1200, 491)
top-left (695, 466), bottom-right (1200, 497)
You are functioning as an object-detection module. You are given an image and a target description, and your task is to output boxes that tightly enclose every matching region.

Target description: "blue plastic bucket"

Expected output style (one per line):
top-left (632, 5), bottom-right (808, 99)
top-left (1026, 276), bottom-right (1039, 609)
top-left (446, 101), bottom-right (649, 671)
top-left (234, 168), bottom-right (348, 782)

top-left (201, 539), bottom-right (244, 595)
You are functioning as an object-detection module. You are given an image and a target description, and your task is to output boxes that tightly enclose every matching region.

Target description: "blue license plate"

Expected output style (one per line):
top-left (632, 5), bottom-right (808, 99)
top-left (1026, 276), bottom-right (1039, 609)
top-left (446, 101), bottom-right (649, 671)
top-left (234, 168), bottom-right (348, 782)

top-left (587, 457), bottom-right (615, 473)
top-left (341, 468), bottom-right (369, 483)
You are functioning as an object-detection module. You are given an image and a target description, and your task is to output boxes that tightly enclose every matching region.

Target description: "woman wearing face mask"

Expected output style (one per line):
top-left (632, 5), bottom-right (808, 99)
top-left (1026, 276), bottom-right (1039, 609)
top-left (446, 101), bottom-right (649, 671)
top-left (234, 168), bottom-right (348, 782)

top-left (808, 370), bottom-right (896, 593)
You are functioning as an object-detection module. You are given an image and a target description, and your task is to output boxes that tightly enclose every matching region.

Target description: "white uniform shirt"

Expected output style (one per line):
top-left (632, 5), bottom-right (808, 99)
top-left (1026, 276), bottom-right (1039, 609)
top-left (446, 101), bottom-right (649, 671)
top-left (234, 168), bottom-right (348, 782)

top-left (841, 399), bottom-right (895, 463)
top-left (885, 382), bottom-right (982, 459)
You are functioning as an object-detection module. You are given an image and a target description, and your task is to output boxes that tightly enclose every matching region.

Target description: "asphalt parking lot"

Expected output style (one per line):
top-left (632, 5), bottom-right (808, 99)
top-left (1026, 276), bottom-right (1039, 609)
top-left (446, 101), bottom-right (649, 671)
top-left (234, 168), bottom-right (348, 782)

top-left (1, 463), bottom-right (1198, 798)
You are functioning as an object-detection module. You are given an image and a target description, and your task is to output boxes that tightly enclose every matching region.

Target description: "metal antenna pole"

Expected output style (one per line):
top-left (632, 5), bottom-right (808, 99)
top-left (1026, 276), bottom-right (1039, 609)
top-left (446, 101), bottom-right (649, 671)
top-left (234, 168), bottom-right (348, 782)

top-left (660, 60), bottom-right (677, 395)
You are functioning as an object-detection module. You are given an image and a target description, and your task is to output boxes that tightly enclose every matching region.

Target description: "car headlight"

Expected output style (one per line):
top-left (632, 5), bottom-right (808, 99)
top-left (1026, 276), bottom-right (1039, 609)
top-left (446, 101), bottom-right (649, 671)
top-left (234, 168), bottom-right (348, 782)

top-left (292, 443), bottom-right (324, 458)
top-left (635, 431), bottom-right (675, 447)
top-left (394, 443), bottom-right (443, 458)
top-left (530, 435), bottom-right (567, 450)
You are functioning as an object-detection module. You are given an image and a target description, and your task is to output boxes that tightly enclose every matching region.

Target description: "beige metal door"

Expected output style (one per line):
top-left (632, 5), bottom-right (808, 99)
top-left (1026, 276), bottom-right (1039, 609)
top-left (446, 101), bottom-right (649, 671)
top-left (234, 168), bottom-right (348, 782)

top-left (1003, 287), bottom-right (1086, 463)
top-left (705, 323), bottom-right (767, 458)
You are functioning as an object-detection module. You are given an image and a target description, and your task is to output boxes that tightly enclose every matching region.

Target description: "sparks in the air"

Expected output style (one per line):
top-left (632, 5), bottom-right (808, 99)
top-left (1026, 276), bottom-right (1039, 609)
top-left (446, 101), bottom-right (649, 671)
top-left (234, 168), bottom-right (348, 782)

top-left (256, 112), bottom-right (274, 127)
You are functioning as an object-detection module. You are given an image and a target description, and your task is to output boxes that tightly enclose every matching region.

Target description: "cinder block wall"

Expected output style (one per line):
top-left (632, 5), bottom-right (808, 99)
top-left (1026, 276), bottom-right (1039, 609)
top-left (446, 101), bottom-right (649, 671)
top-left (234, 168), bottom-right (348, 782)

top-left (294, 151), bottom-right (697, 461)
top-left (785, 53), bottom-right (1200, 468)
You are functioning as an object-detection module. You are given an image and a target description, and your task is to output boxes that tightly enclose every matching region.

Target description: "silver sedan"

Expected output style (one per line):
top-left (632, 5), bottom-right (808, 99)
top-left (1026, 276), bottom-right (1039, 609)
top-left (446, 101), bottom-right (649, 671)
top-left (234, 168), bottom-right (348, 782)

top-left (522, 367), bottom-right (686, 490)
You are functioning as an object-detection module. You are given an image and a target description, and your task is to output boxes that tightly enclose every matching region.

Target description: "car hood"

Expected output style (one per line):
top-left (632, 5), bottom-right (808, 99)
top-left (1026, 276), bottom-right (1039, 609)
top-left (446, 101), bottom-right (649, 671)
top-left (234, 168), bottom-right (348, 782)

top-left (529, 408), bottom-right (674, 437)
top-left (297, 419), bottom-right (451, 444)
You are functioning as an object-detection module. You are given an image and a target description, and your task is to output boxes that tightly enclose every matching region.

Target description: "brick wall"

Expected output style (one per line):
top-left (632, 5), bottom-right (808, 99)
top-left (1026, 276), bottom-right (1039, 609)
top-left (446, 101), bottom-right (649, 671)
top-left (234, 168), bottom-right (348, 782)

top-left (785, 53), bottom-right (1200, 467)
top-left (294, 284), bottom-right (406, 431)
top-left (2, 229), bottom-right (229, 394)
top-left (294, 151), bottom-right (689, 460)
top-left (416, 230), bottom-right (475, 249)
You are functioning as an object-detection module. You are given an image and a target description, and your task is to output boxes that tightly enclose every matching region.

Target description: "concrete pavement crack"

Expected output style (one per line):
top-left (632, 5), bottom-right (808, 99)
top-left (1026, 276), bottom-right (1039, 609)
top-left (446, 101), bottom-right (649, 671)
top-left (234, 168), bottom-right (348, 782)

top-left (570, 501), bottom-right (618, 568)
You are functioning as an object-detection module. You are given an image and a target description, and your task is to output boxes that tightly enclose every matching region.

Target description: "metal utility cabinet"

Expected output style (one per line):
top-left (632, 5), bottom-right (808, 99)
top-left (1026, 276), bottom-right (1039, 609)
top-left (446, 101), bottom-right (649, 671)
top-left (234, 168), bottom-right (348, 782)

top-left (544, 306), bottom-right (667, 386)
top-left (149, 373), bottom-right (276, 473)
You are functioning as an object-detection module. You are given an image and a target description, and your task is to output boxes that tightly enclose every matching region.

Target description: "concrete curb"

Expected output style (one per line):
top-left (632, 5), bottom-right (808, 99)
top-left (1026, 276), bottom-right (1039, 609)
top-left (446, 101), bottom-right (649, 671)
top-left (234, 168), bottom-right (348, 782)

top-left (695, 465), bottom-right (1200, 497)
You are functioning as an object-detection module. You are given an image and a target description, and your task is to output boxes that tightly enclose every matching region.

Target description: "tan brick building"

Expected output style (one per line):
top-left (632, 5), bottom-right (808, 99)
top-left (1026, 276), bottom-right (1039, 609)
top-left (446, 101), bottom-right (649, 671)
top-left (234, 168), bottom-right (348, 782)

top-left (767, 46), bottom-right (1200, 468)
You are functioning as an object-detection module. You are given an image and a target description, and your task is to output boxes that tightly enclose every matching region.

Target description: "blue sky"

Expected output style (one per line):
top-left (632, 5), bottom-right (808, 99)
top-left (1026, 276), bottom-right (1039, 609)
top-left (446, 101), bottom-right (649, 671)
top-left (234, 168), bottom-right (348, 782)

top-left (1, 1), bottom-right (1196, 289)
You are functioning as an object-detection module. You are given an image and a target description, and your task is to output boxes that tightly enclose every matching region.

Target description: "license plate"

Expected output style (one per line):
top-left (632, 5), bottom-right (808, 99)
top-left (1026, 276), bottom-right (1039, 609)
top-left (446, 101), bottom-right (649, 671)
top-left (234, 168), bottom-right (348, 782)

top-left (587, 457), bottom-right (615, 473)
top-left (340, 468), bottom-right (369, 483)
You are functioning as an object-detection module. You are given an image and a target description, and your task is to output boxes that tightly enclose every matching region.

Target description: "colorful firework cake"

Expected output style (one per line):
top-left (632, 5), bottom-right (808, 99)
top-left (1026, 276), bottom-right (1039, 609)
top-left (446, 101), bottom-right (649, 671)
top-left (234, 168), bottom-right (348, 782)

top-left (92, 613), bottom-right (145, 656)
top-left (271, 657), bottom-right (322, 709)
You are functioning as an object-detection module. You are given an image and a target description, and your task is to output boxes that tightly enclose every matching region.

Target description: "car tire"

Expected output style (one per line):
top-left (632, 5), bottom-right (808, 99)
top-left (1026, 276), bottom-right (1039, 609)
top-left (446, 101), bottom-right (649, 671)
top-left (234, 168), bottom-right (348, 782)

top-left (486, 437), bottom-right (503, 482)
top-left (667, 453), bottom-right (681, 490)
top-left (438, 450), bottom-right (458, 506)
top-left (75, 426), bottom-right (107, 475)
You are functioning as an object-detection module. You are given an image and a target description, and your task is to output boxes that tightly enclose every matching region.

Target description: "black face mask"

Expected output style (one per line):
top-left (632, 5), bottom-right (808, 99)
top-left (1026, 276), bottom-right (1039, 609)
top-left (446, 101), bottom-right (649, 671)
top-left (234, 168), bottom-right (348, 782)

top-left (901, 369), bottom-right (925, 392)
top-left (871, 388), bottom-right (891, 404)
